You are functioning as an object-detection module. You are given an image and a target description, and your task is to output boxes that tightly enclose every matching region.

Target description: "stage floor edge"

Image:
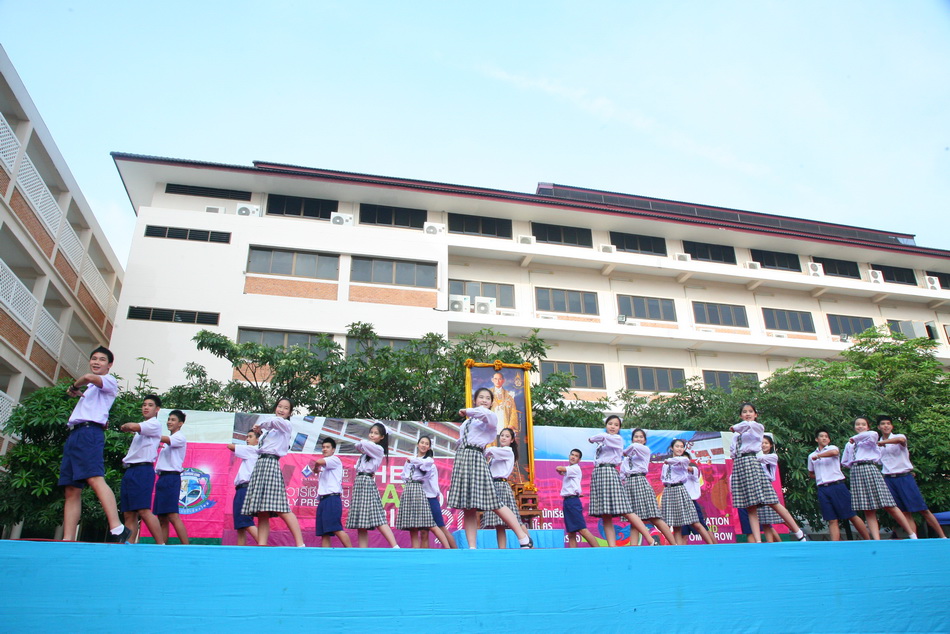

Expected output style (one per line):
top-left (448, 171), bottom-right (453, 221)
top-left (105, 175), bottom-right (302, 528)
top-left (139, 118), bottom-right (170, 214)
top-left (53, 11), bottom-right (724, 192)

top-left (1, 539), bottom-right (948, 632)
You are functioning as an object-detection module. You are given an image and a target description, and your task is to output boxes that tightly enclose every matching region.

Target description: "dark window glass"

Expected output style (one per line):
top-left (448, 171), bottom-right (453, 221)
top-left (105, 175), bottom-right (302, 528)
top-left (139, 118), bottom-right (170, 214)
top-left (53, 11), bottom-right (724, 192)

top-left (349, 257), bottom-right (437, 288)
top-left (609, 231), bottom-right (667, 256)
top-left (266, 194), bottom-right (338, 219)
top-left (246, 247), bottom-right (339, 280)
top-left (531, 222), bottom-right (593, 247)
top-left (625, 366), bottom-right (686, 392)
top-left (762, 308), bottom-right (815, 332)
top-left (750, 249), bottom-right (801, 272)
top-left (128, 306), bottom-right (218, 325)
top-left (238, 328), bottom-right (328, 356)
top-left (144, 224), bottom-right (231, 244)
top-left (692, 302), bottom-right (748, 327)
top-left (870, 264), bottom-right (917, 285)
top-left (827, 314), bottom-right (875, 337)
top-left (540, 361), bottom-right (607, 389)
top-left (144, 225), bottom-right (167, 238)
top-left (346, 337), bottom-right (413, 355)
top-left (535, 288), bottom-right (599, 314)
top-left (448, 280), bottom-right (515, 308)
top-left (617, 295), bottom-right (676, 321)
top-left (359, 203), bottom-right (426, 229)
top-left (812, 257), bottom-right (860, 279)
top-left (683, 240), bottom-right (737, 264)
top-left (166, 227), bottom-right (188, 240)
top-left (702, 370), bottom-right (758, 394)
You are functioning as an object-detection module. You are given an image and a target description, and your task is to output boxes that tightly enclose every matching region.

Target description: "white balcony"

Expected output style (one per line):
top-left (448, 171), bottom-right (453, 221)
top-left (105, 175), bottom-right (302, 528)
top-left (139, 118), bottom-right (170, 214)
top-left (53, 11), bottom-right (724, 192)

top-left (0, 115), bottom-right (19, 174)
top-left (0, 389), bottom-right (15, 428)
top-left (81, 258), bottom-right (111, 312)
top-left (16, 154), bottom-right (63, 236)
top-left (59, 335), bottom-right (86, 379)
top-left (0, 258), bottom-right (38, 330)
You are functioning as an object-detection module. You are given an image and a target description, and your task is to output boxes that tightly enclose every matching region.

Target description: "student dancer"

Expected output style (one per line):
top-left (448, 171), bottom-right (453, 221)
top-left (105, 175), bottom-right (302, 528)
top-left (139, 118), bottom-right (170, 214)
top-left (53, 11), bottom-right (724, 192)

top-left (661, 439), bottom-right (715, 545)
top-left (808, 429), bottom-right (870, 541)
top-left (118, 394), bottom-right (166, 545)
top-left (397, 436), bottom-right (437, 548)
top-left (153, 409), bottom-right (189, 544)
top-left (621, 429), bottom-right (677, 545)
top-left (346, 422), bottom-right (399, 548)
top-left (406, 435), bottom-right (457, 549)
top-left (555, 448), bottom-right (599, 547)
top-left (682, 449), bottom-right (719, 544)
top-left (588, 415), bottom-right (655, 547)
top-left (447, 388), bottom-right (533, 549)
top-left (240, 397), bottom-right (305, 547)
top-left (877, 415), bottom-right (946, 538)
top-left (227, 428), bottom-right (260, 546)
top-left (312, 437), bottom-right (351, 548)
top-left (841, 416), bottom-right (918, 540)
top-left (729, 403), bottom-right (808, 542)
top-left (480, 428), bottom-right (523, 549)
top-left (755, 435), bottom-right (784, 543)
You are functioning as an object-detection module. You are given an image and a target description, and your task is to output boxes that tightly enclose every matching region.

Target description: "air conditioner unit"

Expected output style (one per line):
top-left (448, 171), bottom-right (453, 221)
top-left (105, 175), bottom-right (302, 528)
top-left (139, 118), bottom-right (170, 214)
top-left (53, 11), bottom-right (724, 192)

top-left (769, 332), bottom-right (788, 338)
top-left (330, 212), bottom-right (354, 226)
top-left (808, 262), bottom-right (825, 277)
top-left (600, 244), bottom-right (617, 254)
top-left (832, 334), bottom-right (851, 343)
top-left (424, 222), bottom-right (446, 235)
top-left (744, 261), bottom-right (760, 270)
top-left (518, 235), bottom-right (537, 245)
top-left (926, 276), bottom-right (941, 291)
top-left (474, 296), bottom-right (497, 315)
top-left (235, 204), bottom-right (260, 217)
top-left (868, 269), bottom-right (884, 284)
top-left (448, 294), bottom-right (471, 312)
top-left (675, 253), bottom-right (692, 262)
top-left (617, 314), bottom-right (627, 324)
top-left (205, 206), bottom-right (224, 214)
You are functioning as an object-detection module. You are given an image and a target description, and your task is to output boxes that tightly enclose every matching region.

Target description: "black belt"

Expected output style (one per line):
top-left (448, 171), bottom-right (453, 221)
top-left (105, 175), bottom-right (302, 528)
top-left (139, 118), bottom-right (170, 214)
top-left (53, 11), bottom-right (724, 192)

top-left (357, 472), bottom-right (375, 477)
top-left (563, 494), bottom-right (580, 499)
top-left (595, 463), bottom-right (618, 468)
top-left (123, 462), bottom-right (152, 469)
top-left (664, 482), bottom-right (684, 488)
top-left (462, 444), bottom-right (483, 451)
top-left (628, 472), bottom-right (647, 477)
top-left (158, 470), bottom-right (181, 476)
top-left (853, 460), bottom-right (876, 466)
top-left (404, 480), bottom-right (423, 484)
top-left (319, 493), bottom-right (341, 499)
top-left (818, 480), bottom-right (844, 487)
top-left (70, 421), bottom-right (104, 431)
top-left (259, 453), bottom-right (279, 459)
top-left (493, 477), bottom-right (508, 482)
top-left (738, 452), bottom-right (757, 458)
top-left (884, 472), bottom-right (911, 478)
top-left (235, 483), bottom-right (249, 490)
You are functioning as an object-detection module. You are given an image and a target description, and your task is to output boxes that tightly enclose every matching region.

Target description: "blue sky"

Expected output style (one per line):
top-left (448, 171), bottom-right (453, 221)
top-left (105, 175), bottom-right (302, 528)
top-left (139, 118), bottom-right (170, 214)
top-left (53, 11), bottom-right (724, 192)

top-left (2, 1), bottom-right (949, 264)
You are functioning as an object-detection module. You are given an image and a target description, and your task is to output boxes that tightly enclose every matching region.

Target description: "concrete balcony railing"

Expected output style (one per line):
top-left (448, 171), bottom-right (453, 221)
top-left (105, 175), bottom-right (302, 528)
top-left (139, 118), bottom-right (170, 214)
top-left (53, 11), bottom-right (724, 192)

top-left (0, 389), bottom-right (15, 428)
top-left (0, 114), bottom-right (19, 174)
top-left (0, 258), bottom-right (38, 330)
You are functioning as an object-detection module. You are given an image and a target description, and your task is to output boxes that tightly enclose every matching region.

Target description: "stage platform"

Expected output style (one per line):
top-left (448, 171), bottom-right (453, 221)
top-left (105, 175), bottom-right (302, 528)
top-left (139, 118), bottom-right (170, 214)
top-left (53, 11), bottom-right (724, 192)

top-left (2, 539), bottom-right (948, 632)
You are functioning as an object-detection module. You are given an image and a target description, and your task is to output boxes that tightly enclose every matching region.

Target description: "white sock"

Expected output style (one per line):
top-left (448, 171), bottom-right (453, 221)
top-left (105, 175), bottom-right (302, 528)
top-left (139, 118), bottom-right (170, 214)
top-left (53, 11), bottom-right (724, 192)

top-left (518, 535), bottom-right (530, 546)
top-left (909, 533), bottom-right (918, 539)
top-left (110, 525), bottom-right (124, 535)
top-left (392, 545), bottom-right (400, 549)
top-left (794, 529), bottom-right (804, 539)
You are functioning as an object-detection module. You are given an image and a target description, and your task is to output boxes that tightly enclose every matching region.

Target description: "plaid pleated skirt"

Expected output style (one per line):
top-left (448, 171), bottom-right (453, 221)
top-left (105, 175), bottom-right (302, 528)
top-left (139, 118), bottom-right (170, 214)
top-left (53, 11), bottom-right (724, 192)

top-left (661, 484), bottom-right (699, 526)
top-left (481, 480), bottom-right (520, 528)
top-left (624, 473), bottom-right (661, 519)
top-left (757, 504), bottom-right (784, 525)
top-left (241, 454), bottom-right (290, 515)
top-left (346, 473), bottom-right (387, 529)
top-left (396, 481), bottom-right (435, 529)
top-left (850, 462), bottom-right (896, 511)
top-left (589, 464), bottom-right (633, 517)
top-left (731, 454), bottom-right (779, 509)
top-left (447, 446), bottom-right (501, 511)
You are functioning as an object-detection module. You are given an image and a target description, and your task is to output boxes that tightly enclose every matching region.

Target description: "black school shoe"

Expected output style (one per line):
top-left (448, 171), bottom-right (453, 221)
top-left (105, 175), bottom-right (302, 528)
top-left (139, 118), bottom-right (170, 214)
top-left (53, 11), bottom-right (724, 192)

top-left (520, 536), bottom-right (534, 549)
top-left (110, 526), bottom-right (132, 544)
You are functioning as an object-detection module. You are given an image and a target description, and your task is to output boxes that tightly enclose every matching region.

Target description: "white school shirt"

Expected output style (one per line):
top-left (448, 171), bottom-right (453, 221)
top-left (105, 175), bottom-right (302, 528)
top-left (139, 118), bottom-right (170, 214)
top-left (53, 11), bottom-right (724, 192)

top-left (317, 454), bottom-right (343, 495)
top-left (846, 431), bottom-right (882, 464)
top-left (355, 439), bottom-right (384, 474)
top-left (560, 463), bottom-right (582, 497)
top-left (589, 433), bottom-right (624, 465)
top-left (68, 374), bottom-right (118, 427)
top-left (808, 445), bottom-right (845, 485)
top-left (684, 466), bottom-right (702, 500)
top-left (662, 456), bottom-right (690, 485)
top-left (257, 416), bottom-right (292, 457)
top-left (122, 416), bottom-right (162, 465)
top-left (758, 453), bottom-right (779, 482)
top-left (879, 434), bottom-right (914, 475)
top-left (732, 420), bottom-right (765, 454)
top-left (486, 446), bottom-right (515, 479)
top-left (621, 443), bottom-right (651, 477)
top-left (408, 456), bottom-right (439, 498)
top-left (458, 407), bottom-right (499, 448)
top-left (156, 430), bottom-right (187, 472)
top-left (234, 445), bottom-right (259, 486)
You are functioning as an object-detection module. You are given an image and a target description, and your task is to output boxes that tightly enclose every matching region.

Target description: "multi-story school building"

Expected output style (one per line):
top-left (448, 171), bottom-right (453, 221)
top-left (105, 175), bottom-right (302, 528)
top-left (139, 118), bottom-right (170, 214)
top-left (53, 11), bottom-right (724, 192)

top-left (109, 151), bottom-right (950, 403)
top-left (0, 47), bottom-right (124, 455)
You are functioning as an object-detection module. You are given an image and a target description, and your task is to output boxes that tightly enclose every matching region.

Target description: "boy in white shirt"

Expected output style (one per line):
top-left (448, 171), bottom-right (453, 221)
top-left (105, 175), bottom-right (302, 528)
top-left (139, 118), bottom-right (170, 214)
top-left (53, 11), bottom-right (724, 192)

top-left (555, 449), bottom-right (599, 547)
top-left (118, 394), bottom-right (166, 544)
top-left (152, 409), bottom-right (189, 544)
top-left (312, 438), bottom-right (352, 547)
top-left (808, 429), bottom-right (870, 541)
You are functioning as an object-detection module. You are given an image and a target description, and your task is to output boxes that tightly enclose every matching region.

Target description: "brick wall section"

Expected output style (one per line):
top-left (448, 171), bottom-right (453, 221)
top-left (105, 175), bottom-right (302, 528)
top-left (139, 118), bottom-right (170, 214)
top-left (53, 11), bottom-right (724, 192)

top-left (640, 321), bottom-right (678, 329)
top-left (551, 314), bottom-right (601, 323)
top-left (233, 363), bottom-right (274, 382)
top-left (561, 389), bottom-right (608, 402)
top-left (78, 283), bottom-right (106, 330)
top-left (54, 251), bottom-right (79, 288)
top-left (30, 344), bottom-right (57, 380)
top-left (0, 309), bottom-right (30, 353)
top-left (0, 164), bottom-right (10, 197)
top-left (57, 366), bottom-right (75, 382)
top-left (349, 284), bottom-right (437, 308)
top-left (705, 326), bottom-right (751, 335)
top-left (105, 321), bottom-right (113, 340)
top-left (244, 276), bottom-right (338, 300)
top-left (10, 187), bottom-right (54, 257)
top-left (784, 333), bottom-right (818, 340)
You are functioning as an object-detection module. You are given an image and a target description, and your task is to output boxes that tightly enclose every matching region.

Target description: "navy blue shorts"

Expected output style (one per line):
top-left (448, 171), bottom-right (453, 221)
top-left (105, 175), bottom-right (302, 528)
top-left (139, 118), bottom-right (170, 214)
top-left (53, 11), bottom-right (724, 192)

top-left (153, 472), bottom-right (182, 515)
top-left (120, 464), bottom-right (155, 512)
top-left (737, 506), bottom-right (775, 534)
top-left (427, 496), bottom-right (446, 527)
top-left (884, 473), bottom-right (928, 513)
top-left (681, 500), bottom-right (707, 535)
top-left (818, 480), bottom-right (857, 521)
top-left (58, 424), bottom-right (106, 487)
top-left (315, 494), bottom-right (344, 535)
top-left (233, 485), bottom-right (255, 529)
top-left (563, 496), bottom-right (586, 533)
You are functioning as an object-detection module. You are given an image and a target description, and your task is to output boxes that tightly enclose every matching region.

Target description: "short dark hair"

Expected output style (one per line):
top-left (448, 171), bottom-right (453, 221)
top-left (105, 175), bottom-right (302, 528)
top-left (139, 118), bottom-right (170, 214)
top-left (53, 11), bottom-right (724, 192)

top-left (90, 346), bottom-right (114, 363)
top-left (169, 409), bottom-right (186, 423)
top-left (876, 415), bottom-right (893, 424)
top-left (143, 394), bottom-right (162, 408)
top-left (321, 437), bottom-right (337, 449)
top-left (815, 428), bottom-right (830, 439)
top-left (570, 448), bottom-right (583, 459)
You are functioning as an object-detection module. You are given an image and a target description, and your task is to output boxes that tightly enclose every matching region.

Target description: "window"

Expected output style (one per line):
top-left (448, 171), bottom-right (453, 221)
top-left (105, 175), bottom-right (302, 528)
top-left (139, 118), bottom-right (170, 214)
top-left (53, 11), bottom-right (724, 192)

top-left (145, 225), bottom-right (231, 244)
top-left (449, 280), bottom-right (515, 308)
top-left (750, 249), bottom-right (801, 272)
top-left (702, 370), bottom-right (758, 394)
top-left (247, 247), bottom-right (339, 280)
top-left (682, 240), bottom-right (737, 264)
top-left (827, 314), bottom-right (874, 337)
top-left (762, 308), bottom-right (815, 332)
top-left (238, 328), bottom-right (331, 354)
top-left (870, 264), bottom-right (917, 285)
top-left (609, 231), bottom-right (667, 256)
top-left (127, 306), bottom-right (219, 325)
top-left (351, 257), bottom-right (437, 288)
top-left (625, 366), bottom-right (685, 392)
top-left (536, 287), bottom-right (598, 315)
top-left (447, 213), bottom-right (512, 239)
top-left (693, 302), bottom-right (748, 327)
top-left (346, 337), bottom-right (413, 355)
top-left (540, 361), bottom-right (606, 389)
top-left (812, 257), bottom-right (860, 279)
top-left (925, 271), bottom-right (950, 290)
top-left (617, 295), bottom-right (676, 321)
top-left (887, 320), bottom-right (938, 341)
top-left (359, 203), bottom-right (426, 229)
top-left (531, 222), bottom-right (593, 247)
top-left (164, 183), bottom-right (251, 201)
top-left (266, 194), bottom-right (338, 220)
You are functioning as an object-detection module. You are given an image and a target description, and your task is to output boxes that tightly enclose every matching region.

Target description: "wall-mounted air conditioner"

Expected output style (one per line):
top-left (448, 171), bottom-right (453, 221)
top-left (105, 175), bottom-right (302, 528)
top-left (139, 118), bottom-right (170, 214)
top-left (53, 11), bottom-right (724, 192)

top-left (745, 261), bottom-right (761, 270)
top-left (926, 276), bottom-right (941, 291)
top-left (808, 262), bottom-right (825, 277)
top-left (868, 269), bottom-right (884, 284)
top-left (236, 204), bottom-right (260, 217)
top-left (474, 296), bottom-right (497, 315)
top-left (617, 314), bottom-right (627, 324)
top-left (205, 206), bottom-right (224, 214)
top-left (330, 212), bottom-right (354, 226)
top-left (518, 235), bottom-right (536, 245)
top-left (448, 294), bottom-right (471, 312)
top-left (600, 244), bottom-right (617, 254)
top-left (675, 253), bottom-right (692, 262)
top-left (424, 222), bottom-right (446, 235)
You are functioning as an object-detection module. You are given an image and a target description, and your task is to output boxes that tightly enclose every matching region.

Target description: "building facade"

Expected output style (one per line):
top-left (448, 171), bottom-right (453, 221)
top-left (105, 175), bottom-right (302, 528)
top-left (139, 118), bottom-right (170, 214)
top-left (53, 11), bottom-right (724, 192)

top-left (0, 47), bottom-right (124, 454)
top-left (110, 153), bottom-right (950, 404)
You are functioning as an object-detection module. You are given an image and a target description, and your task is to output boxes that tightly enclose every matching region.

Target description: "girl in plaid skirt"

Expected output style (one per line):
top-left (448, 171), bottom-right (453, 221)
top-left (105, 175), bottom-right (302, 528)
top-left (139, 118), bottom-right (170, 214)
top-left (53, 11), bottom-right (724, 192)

top-left (480, 428), bottom-right (523, 548)
top-left (730, 403), bottom-right (807, 543)
top-left (622, 429), bottom-right (677, 545)
top-left (241, 398), bottom-right (305, 546)
top-left (756, 435), bottom-right (785, 543)
top-left (661, 439), bottom-right (715, 544)
top-left (397, 436), bottom-right (437, 547)
top-left (405, 436), bottom-right (458, 549)
top-left (347, 422), bottom-right (399, 547)
top-left (842, 417), bottom-right (918, 540)
top-left (448, 389), bottom-right (533, 549)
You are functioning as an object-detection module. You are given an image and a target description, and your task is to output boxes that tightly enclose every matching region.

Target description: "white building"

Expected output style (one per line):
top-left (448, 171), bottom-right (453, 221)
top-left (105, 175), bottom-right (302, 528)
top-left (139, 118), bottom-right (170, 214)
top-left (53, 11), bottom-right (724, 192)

top-left (0, 46), bottom-right (124, 453)
top-left (110, 153), bottom-right (950, 401)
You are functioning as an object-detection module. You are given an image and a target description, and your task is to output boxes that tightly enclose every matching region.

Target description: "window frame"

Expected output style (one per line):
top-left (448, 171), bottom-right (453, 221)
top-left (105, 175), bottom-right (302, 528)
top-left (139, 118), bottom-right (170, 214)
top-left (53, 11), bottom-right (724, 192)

top-left (540, 360), bottom-right (607, 389)
top-left (692, 301), bottom-right (749, 327)
top-left (350, 256), bottom-right (437, 288)
top-left (535, 287), bottom-right (599, 315)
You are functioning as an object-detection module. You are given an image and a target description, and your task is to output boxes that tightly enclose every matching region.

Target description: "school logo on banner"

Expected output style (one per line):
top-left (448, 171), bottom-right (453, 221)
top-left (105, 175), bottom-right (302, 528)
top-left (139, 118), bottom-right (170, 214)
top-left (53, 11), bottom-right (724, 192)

top-left (178, 467), bottom-right (216, 514)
